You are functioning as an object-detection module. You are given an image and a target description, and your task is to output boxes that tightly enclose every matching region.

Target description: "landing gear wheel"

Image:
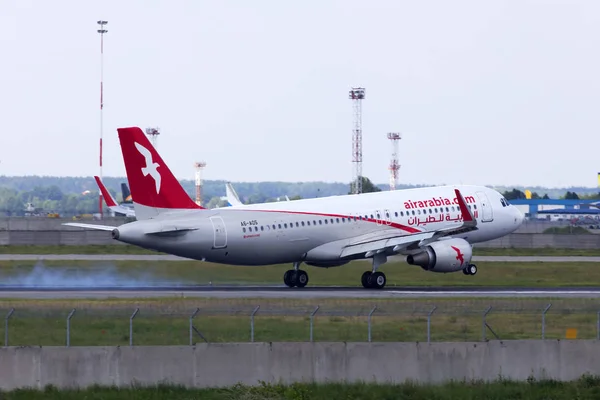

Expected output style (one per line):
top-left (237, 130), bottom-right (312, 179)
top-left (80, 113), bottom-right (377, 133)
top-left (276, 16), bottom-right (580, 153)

top-left (283, 269), bottom-right (309, 288)
top-left (371, 271), bottom-right (386, 289)
top-left (296, 270), bottom-right (309, 288)
top-left (463, 264), bottom-right (477, 276)
top-left (361, 271), bottom-right (386, 289)
top-left (283, 270), bottom-right (291, 287)
top-left (361, 271), bottom-right (372, 288)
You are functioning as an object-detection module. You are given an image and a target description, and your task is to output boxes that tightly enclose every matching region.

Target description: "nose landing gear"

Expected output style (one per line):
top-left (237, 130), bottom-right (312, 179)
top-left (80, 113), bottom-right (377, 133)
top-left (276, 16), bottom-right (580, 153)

top-left (463, 264), bottom-right (477, 275)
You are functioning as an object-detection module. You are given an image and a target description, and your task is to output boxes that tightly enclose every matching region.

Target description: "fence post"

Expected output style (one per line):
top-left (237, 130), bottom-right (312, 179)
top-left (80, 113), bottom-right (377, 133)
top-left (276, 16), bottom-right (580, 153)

top-left (189, 308), bottom-right (200, 346)
top-left (310, 306), bottom-right (320, 342)
top-left (368, 306), bottom-right (377, 342)
top-left (427, 306), bottom-right (437, 343)
top-left (66, 309), bottom-right (76, 347)
top-left (4, 308), bottom-right (14, 347)
top-left (542, 303), bottom-right (552, 340)
top-left (597, 311), bottom-right (600, 341)
top-left (250, 306), bottom-right (260, 342)
top-left (482, 306), bottom-right (492, 341)
top-left (129, 308), bottom-right (139, 346)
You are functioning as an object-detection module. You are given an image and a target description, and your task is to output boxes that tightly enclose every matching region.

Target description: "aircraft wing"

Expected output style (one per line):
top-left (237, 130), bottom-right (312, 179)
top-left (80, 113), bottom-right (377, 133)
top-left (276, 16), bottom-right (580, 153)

top-left (340, 188), bottom-right (478, 258)
top-left (63, 223), bottom-right (116, 231)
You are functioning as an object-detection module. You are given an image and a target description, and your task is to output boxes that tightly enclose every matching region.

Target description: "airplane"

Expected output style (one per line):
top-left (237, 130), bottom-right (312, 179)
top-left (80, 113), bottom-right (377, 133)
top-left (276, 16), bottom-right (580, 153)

top-left (121, 183), bottom-right (132, 203)
top-left (66, 126), bottom-right (525, 290)
top-left (225, 182), bottom-right (291, 207)
top-left (225, 182), bottom-right (244, 207)
top-left (94, 176), bottom-right (136, 218)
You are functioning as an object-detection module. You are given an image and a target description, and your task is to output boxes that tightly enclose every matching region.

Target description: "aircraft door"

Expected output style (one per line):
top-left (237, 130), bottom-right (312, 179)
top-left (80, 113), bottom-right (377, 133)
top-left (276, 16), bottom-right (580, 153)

top-left (475, 192), bottom-right (494, 222)
top-left (209, 216), bottom-right (228, 248)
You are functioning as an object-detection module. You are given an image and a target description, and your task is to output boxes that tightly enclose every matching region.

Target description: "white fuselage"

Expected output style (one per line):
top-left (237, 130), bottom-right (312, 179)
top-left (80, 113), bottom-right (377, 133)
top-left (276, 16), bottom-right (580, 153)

top-left (114, 185), bottom-right (523, 266)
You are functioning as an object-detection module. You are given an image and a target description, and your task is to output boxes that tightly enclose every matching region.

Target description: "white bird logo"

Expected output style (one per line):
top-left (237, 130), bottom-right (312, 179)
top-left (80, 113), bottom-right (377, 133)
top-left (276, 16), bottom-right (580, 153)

top-left (134, 142), bottom-right (161, 194)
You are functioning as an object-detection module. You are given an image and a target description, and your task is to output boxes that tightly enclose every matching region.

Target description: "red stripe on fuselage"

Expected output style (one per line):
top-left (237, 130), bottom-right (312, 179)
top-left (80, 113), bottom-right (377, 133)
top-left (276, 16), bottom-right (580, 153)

top-left (230, 209), bottom-right (422, 234)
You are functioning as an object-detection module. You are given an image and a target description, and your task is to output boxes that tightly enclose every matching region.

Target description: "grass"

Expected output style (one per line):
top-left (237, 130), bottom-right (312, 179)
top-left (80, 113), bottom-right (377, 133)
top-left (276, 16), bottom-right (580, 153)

top-left (4, 377), bottom-right (600, 399)
top-left (1, 297), bottom-right (600, 345)
top-left (3, 244), bottom-right (600, 256)
top-left (2, 259), bottom-right (600, 287)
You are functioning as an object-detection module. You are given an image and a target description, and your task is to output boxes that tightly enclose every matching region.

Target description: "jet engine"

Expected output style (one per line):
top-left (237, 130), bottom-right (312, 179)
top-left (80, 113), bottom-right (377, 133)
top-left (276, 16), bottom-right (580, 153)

top-left (406, 238), bottom-right (472, 273)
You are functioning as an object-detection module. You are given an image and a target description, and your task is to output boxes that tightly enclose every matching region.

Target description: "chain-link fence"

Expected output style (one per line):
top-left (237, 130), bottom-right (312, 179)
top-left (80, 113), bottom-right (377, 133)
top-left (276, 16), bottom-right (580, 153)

top-left (3, 302), bottom-right (600, 346)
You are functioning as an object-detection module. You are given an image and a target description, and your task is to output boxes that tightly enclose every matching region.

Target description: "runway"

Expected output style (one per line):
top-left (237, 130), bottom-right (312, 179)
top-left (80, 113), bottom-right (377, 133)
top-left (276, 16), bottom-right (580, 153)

top-left (1, 254), bottom-right (600, 262)
top-left (2, 285), bottom-right (600, 299)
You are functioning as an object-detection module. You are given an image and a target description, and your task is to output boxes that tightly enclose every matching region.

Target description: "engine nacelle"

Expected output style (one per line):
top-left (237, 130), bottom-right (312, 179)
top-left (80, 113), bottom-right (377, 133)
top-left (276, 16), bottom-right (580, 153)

top-left (406, 238), bottom-right (472, 273)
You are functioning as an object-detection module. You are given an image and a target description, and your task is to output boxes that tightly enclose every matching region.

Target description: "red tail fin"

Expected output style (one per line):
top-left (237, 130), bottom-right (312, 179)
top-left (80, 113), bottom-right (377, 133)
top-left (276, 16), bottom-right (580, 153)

top-left (116, 127), bottom-right (203, 211)
top-left (94, 176), bottom-right (118, 207)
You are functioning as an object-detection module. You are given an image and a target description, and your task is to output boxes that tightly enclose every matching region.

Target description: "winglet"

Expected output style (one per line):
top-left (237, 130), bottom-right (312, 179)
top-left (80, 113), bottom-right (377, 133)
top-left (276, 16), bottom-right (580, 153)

top-left (454, 189), bottom-right (476, 225)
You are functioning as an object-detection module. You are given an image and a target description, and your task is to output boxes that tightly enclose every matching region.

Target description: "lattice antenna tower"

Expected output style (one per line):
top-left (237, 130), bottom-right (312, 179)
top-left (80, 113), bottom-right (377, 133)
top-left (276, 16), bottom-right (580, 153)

top-left (97, 19), bottom-right (108, 218)
top-left (387, 132), bottom-right (402, 190)
top-left (349, 87), bottom-right (365, 194)
top-left (146, 127), bottom-right (160, 148)
top-left (194, 161), bottom-right (207, 206)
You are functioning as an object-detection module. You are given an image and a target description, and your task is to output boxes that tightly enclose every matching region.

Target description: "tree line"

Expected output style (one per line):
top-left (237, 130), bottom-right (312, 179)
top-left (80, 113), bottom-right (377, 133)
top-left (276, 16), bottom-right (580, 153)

top-left (0, 175), bottom-right (597, 216)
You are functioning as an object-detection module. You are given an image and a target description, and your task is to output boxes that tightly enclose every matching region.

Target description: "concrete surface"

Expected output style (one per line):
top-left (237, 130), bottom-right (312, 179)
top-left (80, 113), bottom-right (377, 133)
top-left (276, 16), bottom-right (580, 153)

top-left (0, 341), bottom-right (599, 390)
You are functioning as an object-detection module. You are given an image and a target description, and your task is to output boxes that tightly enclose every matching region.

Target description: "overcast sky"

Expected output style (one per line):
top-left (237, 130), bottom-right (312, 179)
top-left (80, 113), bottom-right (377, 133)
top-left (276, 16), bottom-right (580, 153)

top-left (1, 0), bottom-right (599, 188)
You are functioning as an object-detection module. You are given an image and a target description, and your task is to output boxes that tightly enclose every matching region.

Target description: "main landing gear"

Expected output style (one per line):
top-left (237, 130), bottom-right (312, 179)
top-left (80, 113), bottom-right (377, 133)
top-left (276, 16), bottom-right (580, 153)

top-left (463, 264), bottom-right (477, 276)
top-left (284, 262), bottom-right (309, 288)
top-left (362, 253), bottom-right (387, 289)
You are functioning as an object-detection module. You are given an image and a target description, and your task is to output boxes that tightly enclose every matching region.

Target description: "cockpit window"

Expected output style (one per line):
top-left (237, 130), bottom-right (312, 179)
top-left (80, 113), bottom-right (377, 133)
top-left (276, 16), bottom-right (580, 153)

top-left (500, 197), bottom-right (509, 207)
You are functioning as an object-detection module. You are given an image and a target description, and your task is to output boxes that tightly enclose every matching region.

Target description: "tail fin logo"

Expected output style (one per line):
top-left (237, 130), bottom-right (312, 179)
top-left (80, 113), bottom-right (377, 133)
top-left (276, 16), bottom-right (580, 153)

top-left (134, 142), bottom-right (161, 193)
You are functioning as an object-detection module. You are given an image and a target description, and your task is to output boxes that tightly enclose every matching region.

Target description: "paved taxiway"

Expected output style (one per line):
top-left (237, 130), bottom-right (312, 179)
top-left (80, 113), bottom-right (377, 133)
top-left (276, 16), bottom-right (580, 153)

top-left (2, 286), bottom-right (600, 299)
top-left (1, 254), bottom-right (599, 262)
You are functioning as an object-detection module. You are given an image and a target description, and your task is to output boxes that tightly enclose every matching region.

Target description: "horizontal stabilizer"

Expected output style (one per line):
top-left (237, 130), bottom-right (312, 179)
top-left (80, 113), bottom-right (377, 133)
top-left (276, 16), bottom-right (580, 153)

top-left (63, 223), bottom-right (116, 231)
top-left (144, 227), bottom-right (198, 236)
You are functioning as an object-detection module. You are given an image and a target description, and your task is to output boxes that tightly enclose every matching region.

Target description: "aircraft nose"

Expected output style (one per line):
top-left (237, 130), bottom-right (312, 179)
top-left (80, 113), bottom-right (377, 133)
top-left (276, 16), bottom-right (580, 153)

top-left (514, 207), bottom-right (525, 226)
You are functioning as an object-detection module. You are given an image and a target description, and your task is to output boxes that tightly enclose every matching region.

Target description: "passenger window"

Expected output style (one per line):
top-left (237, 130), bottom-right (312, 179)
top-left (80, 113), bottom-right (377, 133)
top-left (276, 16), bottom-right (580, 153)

top-left (319, 220), bottom-right (322, 225)
top-left (434, 208), bottom-right (438, 213)
top-left (394, 212), bottom-right (398, 217)
top-left (301, 221), bottom-right (305, 226)
top-left (474, 205), bottom-right (477, 209)
top-left (278, 224), bottom-right (282, 229)
top-left (284, 223), bottom-right (288, 228)
top-left (330, 218), bottom-right (334, 224)
top-left (296, 222), bottom-right (299, 227)
top-left (336, 218), bottom-right (340, 223)
top-left (243, 228), bottom-right (246, 233)
top-left (255, 226), bottom-right (258, 232)
top-left (376, 213), bottom-right (380, 219)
